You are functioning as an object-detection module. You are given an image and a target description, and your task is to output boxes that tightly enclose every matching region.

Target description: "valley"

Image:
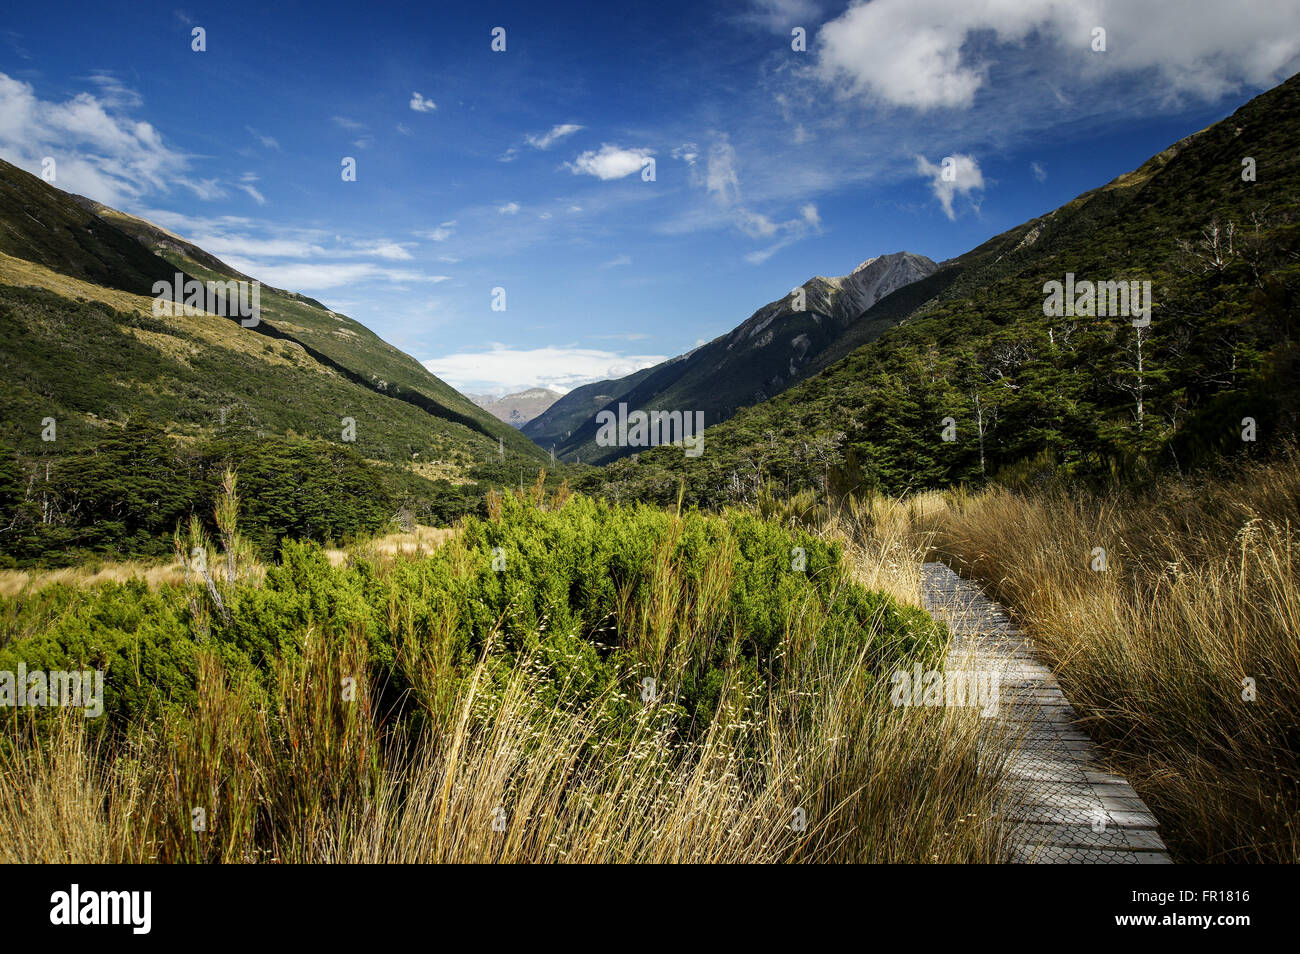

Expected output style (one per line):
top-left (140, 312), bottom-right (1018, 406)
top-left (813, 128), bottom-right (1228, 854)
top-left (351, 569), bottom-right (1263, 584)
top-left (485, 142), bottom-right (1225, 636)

top-left (1, 2), bottom-right (1297, 884)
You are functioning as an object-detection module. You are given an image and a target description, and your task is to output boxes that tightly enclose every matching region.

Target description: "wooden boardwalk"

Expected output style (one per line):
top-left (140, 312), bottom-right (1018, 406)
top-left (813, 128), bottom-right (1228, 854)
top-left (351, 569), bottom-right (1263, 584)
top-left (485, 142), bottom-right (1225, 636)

top-left (920, 562), bottom-right (1172, 864)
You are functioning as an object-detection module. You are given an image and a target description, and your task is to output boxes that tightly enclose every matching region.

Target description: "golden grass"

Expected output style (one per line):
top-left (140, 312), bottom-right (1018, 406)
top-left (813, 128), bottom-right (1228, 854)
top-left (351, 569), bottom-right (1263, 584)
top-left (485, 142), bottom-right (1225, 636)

top-left (0, 632), bottom-right (1011, 864)
top-left (0, 560), bottom-right (190, 597)
top-left (0, 249), bottom-right (313, 370)
top-left (824, 490), bottom-right (949, 609)
top-left (0, 524), bottom-right (455, 597)
top-left (0, 501), bottom-right (1013, 864)
top-left (324, 525), bottom-right (456, 567)
top-left (406, 459), bottom-right (475, 483)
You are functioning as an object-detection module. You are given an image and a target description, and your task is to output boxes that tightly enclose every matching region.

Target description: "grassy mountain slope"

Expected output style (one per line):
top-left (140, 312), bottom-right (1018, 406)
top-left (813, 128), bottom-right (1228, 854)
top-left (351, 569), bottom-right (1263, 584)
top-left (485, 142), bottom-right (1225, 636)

top-left (593, 72), bottom-right (1300, 504)
top-left (0, 157), bottom-right (544, 469)
top-left (0, 165), bottom-right (174, 296)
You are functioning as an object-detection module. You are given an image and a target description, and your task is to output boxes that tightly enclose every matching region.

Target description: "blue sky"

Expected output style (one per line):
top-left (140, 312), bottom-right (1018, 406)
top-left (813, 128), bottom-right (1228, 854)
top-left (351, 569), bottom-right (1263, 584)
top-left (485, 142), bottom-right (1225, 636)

top-left (2, 1), bottom-right (1298, 395)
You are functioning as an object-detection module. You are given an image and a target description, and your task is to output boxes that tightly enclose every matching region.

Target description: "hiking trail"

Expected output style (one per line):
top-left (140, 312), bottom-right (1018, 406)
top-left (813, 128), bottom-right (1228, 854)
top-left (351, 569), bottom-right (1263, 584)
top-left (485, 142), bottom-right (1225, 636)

top-left (920, 562), bottom-right (1173, 864)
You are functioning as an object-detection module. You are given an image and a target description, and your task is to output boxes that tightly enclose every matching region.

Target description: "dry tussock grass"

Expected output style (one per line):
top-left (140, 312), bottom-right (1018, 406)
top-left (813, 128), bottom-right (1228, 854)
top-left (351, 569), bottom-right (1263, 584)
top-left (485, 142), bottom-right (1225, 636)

top-left (918, 455), bottom-right (1300, 862)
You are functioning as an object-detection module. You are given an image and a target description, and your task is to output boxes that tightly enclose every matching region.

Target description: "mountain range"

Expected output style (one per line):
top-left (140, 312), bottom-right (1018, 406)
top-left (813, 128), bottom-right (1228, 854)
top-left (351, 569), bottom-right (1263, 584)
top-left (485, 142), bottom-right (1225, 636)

top-left (524, 251), bottom-right (937, 463)
top-left (587, 70), bottom-right (1300, 503)
top-left (469, 388), bottom-right (563, 428)
top-left (4, 69), bottom-right (1299, 559)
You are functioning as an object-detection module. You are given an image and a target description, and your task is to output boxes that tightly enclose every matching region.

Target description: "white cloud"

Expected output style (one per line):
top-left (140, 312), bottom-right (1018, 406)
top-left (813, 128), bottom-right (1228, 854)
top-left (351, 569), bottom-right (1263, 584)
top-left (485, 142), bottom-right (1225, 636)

top-left (567, 143), bottom-right (653, 180)
top-left (0, 72), bottom-right (189, 207)
top-left (915, 153), bottom-right (984, 219)
top-left (526, 123), bottom-right (583, 149)
top-left (497, 201), bottom-right (521, 215)
top-left (177, 177), bottom-right (227, 200)
top-left (815, 0), bottom-right (1300, 111)
top-left (743, 0), bottom-right (824, 33)
top-left (745, 204), bottom-right (821, 263)
top-left (135, 209), bottom-right (424, 268)
top-left (353, 240), bottom-right (413, 260)
top-left (223, 258), bottom-right (450, 291)
top-left (237, 183), bottom-right (266, 205)
top-left (246, 125), bottom-right (279, 150)
top-left (699, 138), bottom-right (822, 260)
top-left (409, 91), bottom-right (437, 113)
top-left (332, 115), bottom-right (365, 130)
top-left (602, 254), bottom-right (632, 267)
top-left (86, 71), bottom-right (142, 108)
top-left (423, 344), bottom-right (665, 394)
top-left (416, 221), bottom-right (456, 241)
top-left (672, 143), bottom-right (700, 165)
top-left (1031, 160), bottom-right (1047, 182)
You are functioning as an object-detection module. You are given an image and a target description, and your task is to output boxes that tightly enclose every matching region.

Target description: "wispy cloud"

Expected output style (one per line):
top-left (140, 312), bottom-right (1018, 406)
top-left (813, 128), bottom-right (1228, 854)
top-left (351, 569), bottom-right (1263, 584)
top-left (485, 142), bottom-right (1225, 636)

top-left (526, 123), bottom-right (582, 149)
top-left (0, 71), bottom-right (189, 207)
top-left (224, 259), bottom-right (450, 291)
top-left (236, 173), bottom-right (266, 205)
top-left (178, 177), bottom-right (227, 201)
top-left (744, 203), bottom-right (820, 263)
top-left (135, 209), bottom-right (424, 273)
top-left (675, 137), bottom-right (823, 262)
top-left (415, 221), bottom-right (456, 241)
top-left (409, 91), bottom-right (437, 113)
top-left (85, 71), bottom-right (142, 108)
top-left (245, 125), bottom-right (280, 150)
top-left (914, 153), bottom-right (984, 220)
top-left (741, 0), bottom-right (825, 34)
top-left (671, 143), bottom-right (700, 165)
top-left (502, 123), bottom-right (584, 161)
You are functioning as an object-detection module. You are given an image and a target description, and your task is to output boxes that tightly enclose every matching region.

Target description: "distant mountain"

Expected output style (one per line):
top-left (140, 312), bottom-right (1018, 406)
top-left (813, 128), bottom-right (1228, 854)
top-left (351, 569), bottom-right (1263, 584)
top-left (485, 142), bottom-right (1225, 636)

top-left (0, 157), bottom-right (546, 472)
top-left (524, 251), bottom-right (937, 462)
top-left (470, 387), bottom-right (563, 428)
top-left (517, 365), bottom-right (666, 461)
top-left (593, 71), bottom-right (1300, 502)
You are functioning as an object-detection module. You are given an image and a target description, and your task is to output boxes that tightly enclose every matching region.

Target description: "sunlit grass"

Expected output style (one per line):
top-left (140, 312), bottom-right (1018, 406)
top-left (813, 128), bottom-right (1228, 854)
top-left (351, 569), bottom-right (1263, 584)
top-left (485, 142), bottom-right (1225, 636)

top-left (917, 454), bottom-right (1300, 862)
top-left (0, 486), bottom-right (1012, 864)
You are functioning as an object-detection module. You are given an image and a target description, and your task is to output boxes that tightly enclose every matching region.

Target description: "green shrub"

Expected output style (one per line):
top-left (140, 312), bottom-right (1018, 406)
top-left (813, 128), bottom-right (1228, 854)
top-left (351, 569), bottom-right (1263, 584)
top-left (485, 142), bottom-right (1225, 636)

top-left (0, 491), bottom-right (946, 734)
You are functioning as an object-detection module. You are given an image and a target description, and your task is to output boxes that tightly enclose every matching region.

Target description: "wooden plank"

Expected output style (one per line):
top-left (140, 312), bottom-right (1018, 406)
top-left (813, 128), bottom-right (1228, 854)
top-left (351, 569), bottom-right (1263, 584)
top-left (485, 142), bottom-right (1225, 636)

top-left (921, 562), bottom-right (1173, 864)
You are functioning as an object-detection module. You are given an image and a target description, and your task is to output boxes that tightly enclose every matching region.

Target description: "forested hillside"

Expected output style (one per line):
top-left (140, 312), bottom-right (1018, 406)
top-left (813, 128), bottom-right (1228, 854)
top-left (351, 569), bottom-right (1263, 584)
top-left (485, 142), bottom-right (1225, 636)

top-left (589, 73), bottom-right (1300, 505)
top-left (0, 159), bottom-right (555, 565)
